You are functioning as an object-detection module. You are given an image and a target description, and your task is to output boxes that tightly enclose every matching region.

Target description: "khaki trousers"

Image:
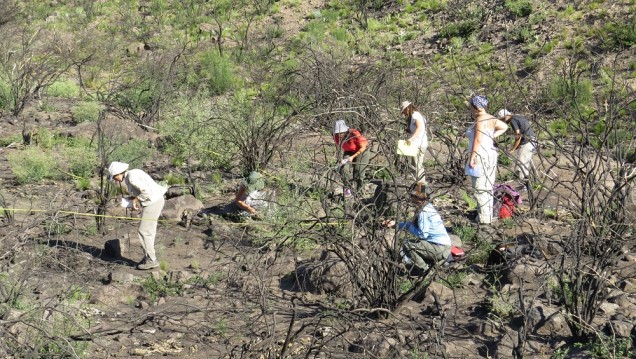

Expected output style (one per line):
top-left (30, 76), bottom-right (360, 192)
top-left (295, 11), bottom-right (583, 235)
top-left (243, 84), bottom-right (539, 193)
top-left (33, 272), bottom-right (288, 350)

top-left (471, 150), bottom-right (498, 224)
top-left (138, 197), bottom-right (165, 262)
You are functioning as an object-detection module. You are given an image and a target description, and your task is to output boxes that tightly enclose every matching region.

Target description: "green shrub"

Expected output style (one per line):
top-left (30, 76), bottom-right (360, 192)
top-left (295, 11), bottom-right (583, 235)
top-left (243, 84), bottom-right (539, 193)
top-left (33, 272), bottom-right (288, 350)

top-left (454, 223), bottom-right (477, 243)
top-left (507, 25), bottom-right (534, 43)
top-left (416, 0), bottom-right (448, 12)
top-left (139, 274), bottom-right (184, 301)
top-left (61, 146), bottom-right (97, 178)
top-left (109, 139), bottom-right (155, 169)
top-left (579, 333), bottom-right (634, 359)
top-left (199, 49), bottom-right (234, 95)
top-left (505, 0), bottom-right (532, 17)
top-left (545, 77), bottom-right (593, 111)
top-left (599, 19), bottom-right (636, 49)
top-left (7, 147), bottom-right (58, 184)
top-left (0, 134), bottom-right (22, 147)
top-left (45, 79), bottom-right (80, 98)
top-left (439, 20), bottom-right (479, 39)
top-left (0, 77), bottom-right (12, 110)
top-left (460, 189), bottom-right (477, 210)
top-left (71, 101), bottom-right (102, 123)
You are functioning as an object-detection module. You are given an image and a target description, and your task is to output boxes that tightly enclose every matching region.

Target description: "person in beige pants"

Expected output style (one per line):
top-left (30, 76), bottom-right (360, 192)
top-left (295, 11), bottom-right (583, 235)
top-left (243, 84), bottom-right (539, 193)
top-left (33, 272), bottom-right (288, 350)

top-left (108, 161), bottom-right (167, 270)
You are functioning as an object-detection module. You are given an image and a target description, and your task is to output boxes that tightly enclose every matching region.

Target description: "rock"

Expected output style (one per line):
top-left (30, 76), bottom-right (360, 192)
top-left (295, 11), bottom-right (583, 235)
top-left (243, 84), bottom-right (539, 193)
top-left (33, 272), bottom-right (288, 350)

top-left (294, 251), bottom-right (354, 297)
top-left (349, 334), bottom-right (397, 357)
top-left (2, 308), bottom-right (24, 321)
top-left (528, 304), bottom-right (566, 336)
top-left (167, 270), bottom-right (193, 283)
top-left (620, 278), bottom-right (636, 293)
top-left (425, 282), bottom-right (454, 309)
top-left (606, 320), bottom-right (634, 338)
top-left (599, 302), bottom-right (619, 316)
top-left (108, 270), bottom-right (135, 284)
top-left (445, 339), bottom-right (484, 358)
top-left (505, 258), bottom-right (549, 287)
top-left (104, 238), bottom-right (128, 257)
top-left (90, 283), bottom-right (144, 306)
top-left (136, 300), bottom-right (150, 309)
top-left (165, 185), bottom-right (194, 199)
top-left (161, 194), bottom-right (204, 221)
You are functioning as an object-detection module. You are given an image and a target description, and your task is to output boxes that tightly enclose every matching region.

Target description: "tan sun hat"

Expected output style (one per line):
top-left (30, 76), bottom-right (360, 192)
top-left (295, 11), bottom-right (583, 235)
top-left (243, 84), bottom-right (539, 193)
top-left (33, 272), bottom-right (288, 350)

top-left (400, 101), bottom-right (412, 114)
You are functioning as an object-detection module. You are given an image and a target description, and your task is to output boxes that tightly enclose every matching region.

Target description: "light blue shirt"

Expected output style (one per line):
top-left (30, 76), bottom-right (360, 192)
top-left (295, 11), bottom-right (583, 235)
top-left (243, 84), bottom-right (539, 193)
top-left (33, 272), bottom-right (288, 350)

top-left (398, 203), bottom-right (452, 246)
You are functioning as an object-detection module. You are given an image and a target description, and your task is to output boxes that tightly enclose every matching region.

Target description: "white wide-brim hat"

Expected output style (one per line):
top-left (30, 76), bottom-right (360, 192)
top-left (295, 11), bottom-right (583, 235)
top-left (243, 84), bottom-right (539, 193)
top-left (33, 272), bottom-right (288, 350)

top-left (496, 109), bottom-right (512, 119)
top-left (333, 120), bottom-right (349, 134)
top-left (107, 161), bottom-right (129, 180)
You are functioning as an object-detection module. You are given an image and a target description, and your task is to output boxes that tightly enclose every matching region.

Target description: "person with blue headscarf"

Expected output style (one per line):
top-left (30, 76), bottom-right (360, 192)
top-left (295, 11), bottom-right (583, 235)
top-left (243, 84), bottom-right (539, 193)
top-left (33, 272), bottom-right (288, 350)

top-left (465, 95), bottom-right (508, 225)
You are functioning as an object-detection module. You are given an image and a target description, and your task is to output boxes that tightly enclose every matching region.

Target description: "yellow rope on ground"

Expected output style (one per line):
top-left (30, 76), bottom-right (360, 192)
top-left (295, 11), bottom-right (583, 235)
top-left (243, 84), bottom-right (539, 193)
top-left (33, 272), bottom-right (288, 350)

top-left (0, 207), bottom-right (344, 226)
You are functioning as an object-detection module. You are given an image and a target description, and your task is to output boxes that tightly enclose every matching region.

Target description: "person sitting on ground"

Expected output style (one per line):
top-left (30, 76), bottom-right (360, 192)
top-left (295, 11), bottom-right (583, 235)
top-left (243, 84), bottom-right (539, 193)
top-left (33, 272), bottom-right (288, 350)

top-left (108, 161), bottom-right (167, 270)
top-left (496, 109), bottom-right (537, 184)
top-left (383, 183), bottom-right (452, 272)
top-left (333, 119), bottom-right (370, 197)
top-left (233, 171), bottom-right (267, 218)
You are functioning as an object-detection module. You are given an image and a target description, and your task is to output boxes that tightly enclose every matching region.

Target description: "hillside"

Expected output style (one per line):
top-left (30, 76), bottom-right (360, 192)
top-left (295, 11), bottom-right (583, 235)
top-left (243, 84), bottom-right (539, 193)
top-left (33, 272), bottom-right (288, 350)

top-left (0, 0), bottom-right (635, 358)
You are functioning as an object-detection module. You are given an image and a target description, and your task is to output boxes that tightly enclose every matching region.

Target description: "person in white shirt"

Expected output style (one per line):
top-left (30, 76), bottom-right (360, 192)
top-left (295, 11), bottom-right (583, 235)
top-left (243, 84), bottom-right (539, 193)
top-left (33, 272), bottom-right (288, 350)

top-left (465, 95), bottom-right (508, 225)
top-left (108, 161), bottom-right (167, 270)
top-left (400, 101), bottom-right (428, 184)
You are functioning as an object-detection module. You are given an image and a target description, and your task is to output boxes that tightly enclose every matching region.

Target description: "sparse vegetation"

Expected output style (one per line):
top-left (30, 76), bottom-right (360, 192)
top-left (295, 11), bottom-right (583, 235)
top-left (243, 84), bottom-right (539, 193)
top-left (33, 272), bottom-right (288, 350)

top-left (0, 0), bottom-right (635, 357)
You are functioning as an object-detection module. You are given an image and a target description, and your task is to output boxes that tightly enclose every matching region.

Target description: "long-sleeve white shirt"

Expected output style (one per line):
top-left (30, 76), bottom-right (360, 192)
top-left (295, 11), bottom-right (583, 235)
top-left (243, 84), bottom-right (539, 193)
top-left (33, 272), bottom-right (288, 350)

top-left (123, 169), bottom-right (167, 207)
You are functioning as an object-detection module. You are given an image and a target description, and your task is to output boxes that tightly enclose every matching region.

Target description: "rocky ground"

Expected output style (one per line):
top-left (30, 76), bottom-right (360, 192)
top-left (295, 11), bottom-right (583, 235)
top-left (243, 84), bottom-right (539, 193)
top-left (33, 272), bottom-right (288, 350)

top-left (1, 110), bottom-right (636, 358)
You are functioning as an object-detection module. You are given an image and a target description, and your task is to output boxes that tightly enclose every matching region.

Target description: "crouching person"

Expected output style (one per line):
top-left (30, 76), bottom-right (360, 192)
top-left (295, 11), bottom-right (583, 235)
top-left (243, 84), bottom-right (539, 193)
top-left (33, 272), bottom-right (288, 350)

top-left (384, 183), bottom-right (452, 272)
top-left (233, 171), bottom-right (268, 219)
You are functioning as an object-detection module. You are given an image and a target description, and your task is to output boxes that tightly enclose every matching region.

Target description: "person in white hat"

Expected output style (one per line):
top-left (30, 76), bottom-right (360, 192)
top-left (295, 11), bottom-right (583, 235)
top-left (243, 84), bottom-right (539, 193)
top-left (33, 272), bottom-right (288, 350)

top-left (333, 120), bottom-right (370, 197)
top-left (107, 161), bottom-right (167, 270)
top-left (400, 101), bottom-right (428, 184)
top-left (496, 109), bottom-right (537, 183)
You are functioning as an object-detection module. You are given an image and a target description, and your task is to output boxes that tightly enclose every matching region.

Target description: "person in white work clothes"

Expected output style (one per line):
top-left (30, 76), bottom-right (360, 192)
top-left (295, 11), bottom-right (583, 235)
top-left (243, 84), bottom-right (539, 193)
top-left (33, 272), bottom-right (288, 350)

top-left (108, 161), bottom-right (167, 270)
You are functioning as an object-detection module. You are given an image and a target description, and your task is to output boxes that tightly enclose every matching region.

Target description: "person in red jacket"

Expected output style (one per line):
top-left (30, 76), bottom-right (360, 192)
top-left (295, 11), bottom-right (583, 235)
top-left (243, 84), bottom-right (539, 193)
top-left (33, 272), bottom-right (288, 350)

top-left (333, 120), bottom-right (370, 197)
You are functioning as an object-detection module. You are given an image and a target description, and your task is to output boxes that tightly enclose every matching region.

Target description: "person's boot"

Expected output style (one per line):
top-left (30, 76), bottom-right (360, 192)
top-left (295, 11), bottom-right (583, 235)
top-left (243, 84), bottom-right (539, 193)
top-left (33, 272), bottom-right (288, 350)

top-left (137, 258), bottom-right (160, 270)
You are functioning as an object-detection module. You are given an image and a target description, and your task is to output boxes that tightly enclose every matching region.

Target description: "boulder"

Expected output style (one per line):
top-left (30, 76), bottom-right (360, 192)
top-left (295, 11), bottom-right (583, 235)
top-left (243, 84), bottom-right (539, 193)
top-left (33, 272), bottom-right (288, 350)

top-left (161, 194), bottom-right (204, 222)
top-left (294, 251), bottom-right (354, 297)
top-left (505, 258), bottom-right (549, 287)
top-left (528, 303), bottom-right (566, 336)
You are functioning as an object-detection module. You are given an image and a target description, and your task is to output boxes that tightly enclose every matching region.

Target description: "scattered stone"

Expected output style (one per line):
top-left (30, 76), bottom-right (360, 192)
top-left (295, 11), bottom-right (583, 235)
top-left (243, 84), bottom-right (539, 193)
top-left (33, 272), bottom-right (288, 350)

top-left (108, 270), bottom-right (135, 284)
top-left (136, 301), bottom-right (150, 309)
top-left (161, 194), bottom-right (204, 222)
top-left (167, 270), bottom-right (193, 283)
top-left (608, 319), bottom-right (634, 338)
top-left (598, 302), bottom-right (619, 316)
top-left (349, 334), bottom-right (397, 357)
top-left (156, 297), bottom-right (166, 306)
top-left (529, 304), bottom-right (566, 336)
